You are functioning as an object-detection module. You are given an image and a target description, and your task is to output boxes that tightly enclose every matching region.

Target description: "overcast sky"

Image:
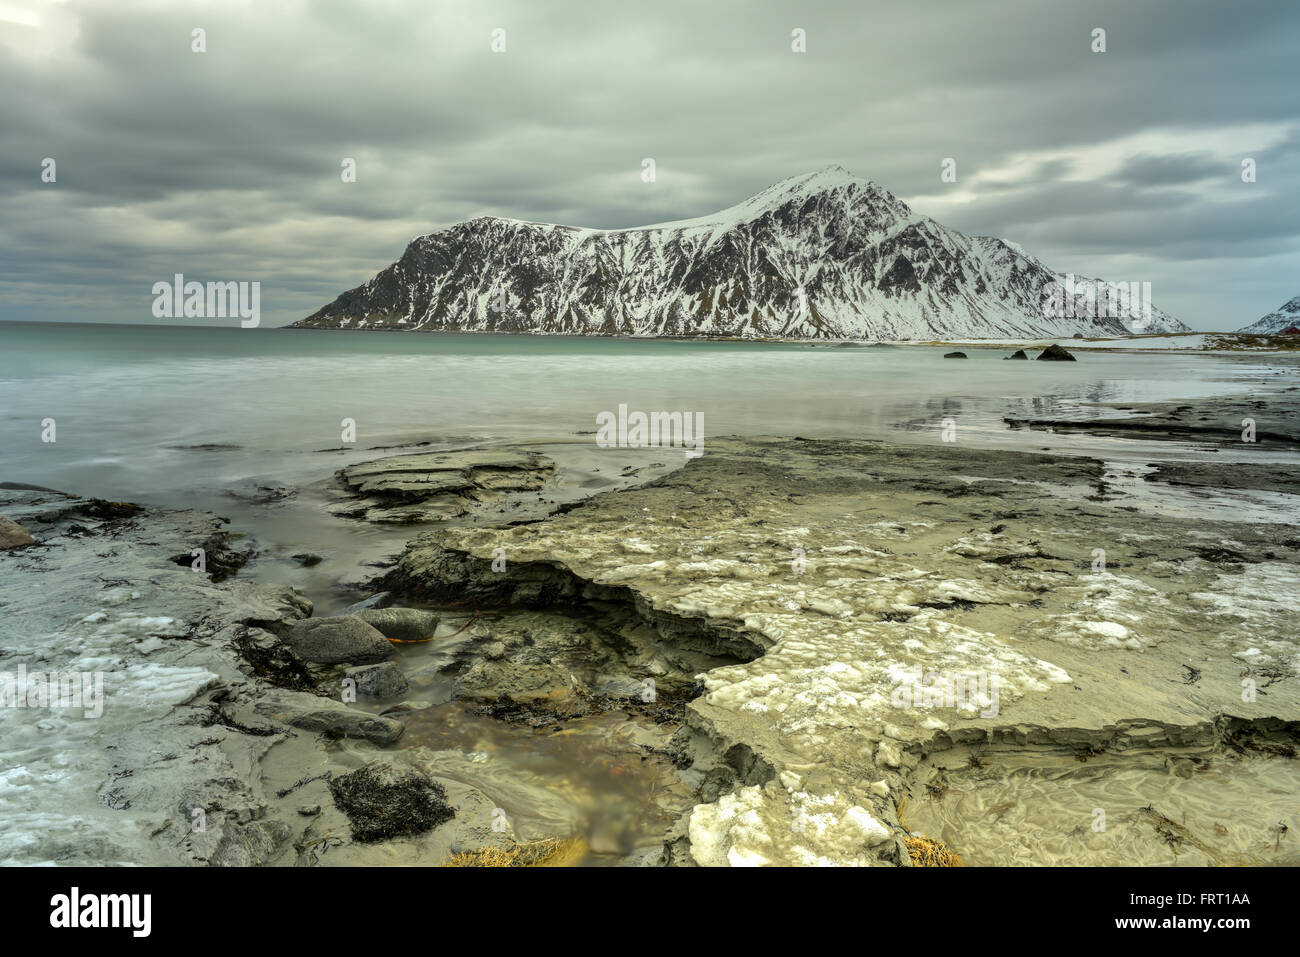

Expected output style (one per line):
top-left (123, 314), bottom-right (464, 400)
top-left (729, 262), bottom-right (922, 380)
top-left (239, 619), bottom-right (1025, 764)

top-left (2, 0), bottom-right (1297, 330)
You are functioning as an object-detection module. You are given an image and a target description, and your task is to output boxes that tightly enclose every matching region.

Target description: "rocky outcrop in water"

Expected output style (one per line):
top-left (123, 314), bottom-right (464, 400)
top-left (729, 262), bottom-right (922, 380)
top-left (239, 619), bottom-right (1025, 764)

top-left (330, 448), bottom-right (556, 524)
top-left (281, 615), bottom-right (395, 664)
top-left (1036, 343), bottom-right (1076, 361)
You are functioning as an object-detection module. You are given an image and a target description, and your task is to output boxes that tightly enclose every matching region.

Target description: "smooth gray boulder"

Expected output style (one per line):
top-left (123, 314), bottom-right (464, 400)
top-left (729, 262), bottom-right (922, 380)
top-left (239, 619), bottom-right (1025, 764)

top-left (0, 516), bottom-right (35, 549)
top-left (279, 707), bottom-right (405, 744)
top-left (281, 615), bottom-right (394, 664)
top-left (354, 607), bottom-right (440, 642)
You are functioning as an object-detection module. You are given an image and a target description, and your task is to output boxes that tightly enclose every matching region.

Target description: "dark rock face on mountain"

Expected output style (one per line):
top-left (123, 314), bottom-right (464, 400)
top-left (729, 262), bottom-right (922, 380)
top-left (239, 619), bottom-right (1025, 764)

top-left (1238, 296), bottom-right (1300, 334)
top-left (295, 167), bottom-right (1188, 341)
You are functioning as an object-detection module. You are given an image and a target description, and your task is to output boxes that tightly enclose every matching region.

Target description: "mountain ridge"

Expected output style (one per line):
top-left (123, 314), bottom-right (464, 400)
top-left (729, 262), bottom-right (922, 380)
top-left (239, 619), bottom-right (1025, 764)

top-left (294, 167), bottom-right (1189, 340)
top-left (1237, 296), bottom-right (1300, 334)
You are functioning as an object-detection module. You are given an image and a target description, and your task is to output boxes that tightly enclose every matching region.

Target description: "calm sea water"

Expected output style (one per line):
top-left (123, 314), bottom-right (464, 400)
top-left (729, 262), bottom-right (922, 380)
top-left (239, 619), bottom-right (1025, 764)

top-left (0, 321), bottom-right (1284, 502)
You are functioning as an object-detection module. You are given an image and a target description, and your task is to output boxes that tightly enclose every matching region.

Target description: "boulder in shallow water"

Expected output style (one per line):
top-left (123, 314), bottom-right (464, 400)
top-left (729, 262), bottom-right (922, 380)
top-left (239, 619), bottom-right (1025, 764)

top-left (0, 516), bottom-right (36, 549)
top-left (944, 351), bottom-right (968, 359)
top-left (281, 615), bottom-right (394, 664)
top-left (354, 607), bottom-right (441, 642)
top-left (282, 707), bottom-right (405, 744)
top-left (1036, 344), bottom-right (1077, 361)
top-left (1004, 349), bottom-right (1028, 360)
top-left (346, 661), bottom-right (410, 699)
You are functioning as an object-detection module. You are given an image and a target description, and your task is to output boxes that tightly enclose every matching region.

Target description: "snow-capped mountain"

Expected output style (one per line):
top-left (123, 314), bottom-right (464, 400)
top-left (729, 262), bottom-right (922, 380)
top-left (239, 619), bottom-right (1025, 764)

top-left (293, 167), bottom-right (1188, 339)
top-left (1237, 296), bottom-right (1300, 334)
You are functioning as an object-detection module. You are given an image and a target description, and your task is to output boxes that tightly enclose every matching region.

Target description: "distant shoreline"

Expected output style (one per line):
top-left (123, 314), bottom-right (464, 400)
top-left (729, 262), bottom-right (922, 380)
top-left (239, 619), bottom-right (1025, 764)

top-left (5, 319), bottom-right (1296, 353)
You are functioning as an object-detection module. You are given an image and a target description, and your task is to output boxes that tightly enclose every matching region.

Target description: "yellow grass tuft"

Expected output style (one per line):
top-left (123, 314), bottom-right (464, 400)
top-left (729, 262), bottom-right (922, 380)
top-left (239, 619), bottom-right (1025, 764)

top-left (443, 837), bottom-right (587, 868)
top-left (903, 834), bottom-right (963, 867)
top-left (896, 794), bottom-right (962, 866)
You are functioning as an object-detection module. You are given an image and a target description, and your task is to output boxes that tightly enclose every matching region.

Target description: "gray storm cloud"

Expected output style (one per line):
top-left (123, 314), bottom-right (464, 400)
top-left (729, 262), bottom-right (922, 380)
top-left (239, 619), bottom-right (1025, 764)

top-left (1, 0), bottom-right (1297, 329)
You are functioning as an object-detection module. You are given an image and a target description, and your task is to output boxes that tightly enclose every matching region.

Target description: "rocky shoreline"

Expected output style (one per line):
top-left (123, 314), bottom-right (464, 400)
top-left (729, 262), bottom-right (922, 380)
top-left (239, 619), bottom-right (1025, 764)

top-left (3, 418), bottom-right (1298, 866)
top-left (377, 437), bottom-right (1300, 865)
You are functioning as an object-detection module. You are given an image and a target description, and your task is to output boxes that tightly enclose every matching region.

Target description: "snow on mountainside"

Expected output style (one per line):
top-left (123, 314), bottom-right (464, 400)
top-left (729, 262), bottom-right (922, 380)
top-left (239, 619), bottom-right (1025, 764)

top-left (1237, 296), bottom-right (1300, 334)
top-left (294, 167), bottom-right (1189, 340)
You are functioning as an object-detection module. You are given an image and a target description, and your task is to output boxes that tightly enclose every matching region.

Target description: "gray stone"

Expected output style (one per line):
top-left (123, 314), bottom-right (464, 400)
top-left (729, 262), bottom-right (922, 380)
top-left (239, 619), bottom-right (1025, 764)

top-left (281, 615), bottom-right (394, 664)
top-left (334, 449), bottom-right (555, 524)
top-left (0, 516), bottom-right (36, 549)
top-left (346, 661), bottom-right (410, 699)
top-left (279, 707), bottom-right (405, 745)
top-left (354, 607), bottom-right (441, 641)
top-left (209, 819), bottom-right (292, 867)
top-left (595, 674), bottom-right (648, 698)
top-left (341, 591), bottom-right (393, 615)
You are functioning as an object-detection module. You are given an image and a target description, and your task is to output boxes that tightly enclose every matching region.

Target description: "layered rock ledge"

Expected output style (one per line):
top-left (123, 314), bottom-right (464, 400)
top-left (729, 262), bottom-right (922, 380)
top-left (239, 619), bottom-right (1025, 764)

top-left (381, 437), bottom-right (1300, 865)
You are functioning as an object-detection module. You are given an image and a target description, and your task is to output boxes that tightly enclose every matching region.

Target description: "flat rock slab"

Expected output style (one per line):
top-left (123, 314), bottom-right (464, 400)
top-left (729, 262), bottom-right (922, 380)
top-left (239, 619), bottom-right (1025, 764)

top-left (334, 448), bottom-right (555, 524)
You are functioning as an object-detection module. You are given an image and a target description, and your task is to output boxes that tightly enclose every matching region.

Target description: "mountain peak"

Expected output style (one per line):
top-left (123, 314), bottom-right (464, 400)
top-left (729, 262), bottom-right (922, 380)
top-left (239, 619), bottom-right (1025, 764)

top-left (638, 166), bottom-right (884, 233)
top-left (1237, 294), bottom-right (1300, 333)
top-left (759, 165), bottom-right (871, 199)
top-left (297, 171), bottom-right (1187, 339)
